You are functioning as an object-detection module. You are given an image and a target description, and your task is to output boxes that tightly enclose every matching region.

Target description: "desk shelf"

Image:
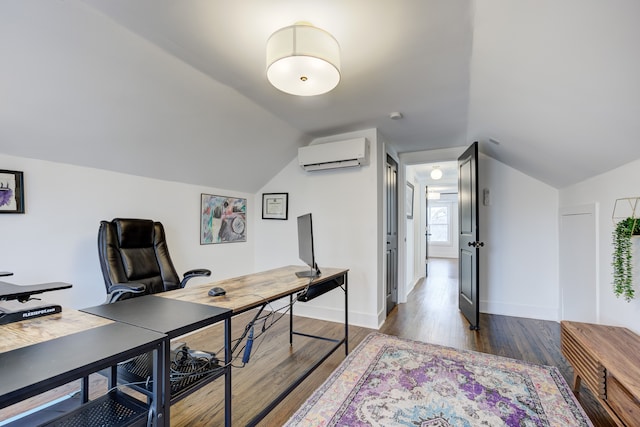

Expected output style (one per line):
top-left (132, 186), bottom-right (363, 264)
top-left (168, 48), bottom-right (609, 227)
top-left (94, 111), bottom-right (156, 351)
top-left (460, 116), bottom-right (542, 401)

top-left (4, 390), bottom-right (149, 427)
top-left (115, 351), bottom-right (226, 403)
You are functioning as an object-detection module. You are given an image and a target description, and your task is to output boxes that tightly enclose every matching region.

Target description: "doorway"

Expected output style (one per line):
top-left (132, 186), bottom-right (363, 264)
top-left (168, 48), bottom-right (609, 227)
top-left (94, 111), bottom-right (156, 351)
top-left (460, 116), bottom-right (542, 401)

top-left (386, 155), bottom-right (399, 315)
top-left (405, 161), bottom-right (459, 295)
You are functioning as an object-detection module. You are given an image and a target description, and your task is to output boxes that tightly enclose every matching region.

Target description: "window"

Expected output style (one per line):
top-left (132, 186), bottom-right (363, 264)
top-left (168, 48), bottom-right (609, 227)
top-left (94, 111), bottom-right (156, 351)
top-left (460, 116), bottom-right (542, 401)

top-left (428, 202), bottom-right (452, 245)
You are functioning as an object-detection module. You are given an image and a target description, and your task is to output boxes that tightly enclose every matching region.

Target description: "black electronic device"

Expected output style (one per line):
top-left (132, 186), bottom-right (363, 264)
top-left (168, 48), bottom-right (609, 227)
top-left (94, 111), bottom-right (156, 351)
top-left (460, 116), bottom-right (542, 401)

top-left (208, 286), bottom-right (226, 297)
top-left (0, 280), bottom-right (72, 325)
top-left (295, 213), bottom-right (321, 278)
top-left (0, 281), bottom-right (72, 302)
top-left (297, 276), bottom-right (345, 302)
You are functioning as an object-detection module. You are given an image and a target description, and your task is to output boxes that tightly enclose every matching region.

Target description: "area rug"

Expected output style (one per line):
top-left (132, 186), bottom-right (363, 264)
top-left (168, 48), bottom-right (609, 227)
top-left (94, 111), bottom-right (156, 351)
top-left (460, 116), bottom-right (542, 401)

top-left (285, 333), bottom-right (592, 427)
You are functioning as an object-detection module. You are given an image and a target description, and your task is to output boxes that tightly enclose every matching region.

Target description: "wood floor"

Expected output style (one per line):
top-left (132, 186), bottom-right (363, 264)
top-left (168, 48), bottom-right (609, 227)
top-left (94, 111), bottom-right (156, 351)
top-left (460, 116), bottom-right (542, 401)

top-left (1, 258), bottom-right (616, 426)
top-left (173, 257), bottom-right (615, 426)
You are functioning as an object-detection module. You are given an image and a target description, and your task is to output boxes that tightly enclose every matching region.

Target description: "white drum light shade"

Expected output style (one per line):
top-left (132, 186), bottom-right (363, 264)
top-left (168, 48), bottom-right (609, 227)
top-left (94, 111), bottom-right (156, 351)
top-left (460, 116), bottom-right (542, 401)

top-left (430, 167), bottom-right (443, 180)
top-left (266, 24), bottom-right (341, 96)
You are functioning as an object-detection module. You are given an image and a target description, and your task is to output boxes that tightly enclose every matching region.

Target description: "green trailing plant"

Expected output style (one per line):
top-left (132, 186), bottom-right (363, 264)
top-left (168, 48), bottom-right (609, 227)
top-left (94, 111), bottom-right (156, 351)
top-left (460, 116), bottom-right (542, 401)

top-left (612, 217), bottom-right (640, 302)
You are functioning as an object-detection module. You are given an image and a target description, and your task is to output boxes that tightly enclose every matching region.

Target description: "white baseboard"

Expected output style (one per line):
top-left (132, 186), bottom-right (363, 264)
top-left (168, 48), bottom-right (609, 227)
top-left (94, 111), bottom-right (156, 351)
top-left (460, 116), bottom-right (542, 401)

top-left (292, 303), bottom-right (379, 329)
top-left (480, 300), bottom-right (559, 322)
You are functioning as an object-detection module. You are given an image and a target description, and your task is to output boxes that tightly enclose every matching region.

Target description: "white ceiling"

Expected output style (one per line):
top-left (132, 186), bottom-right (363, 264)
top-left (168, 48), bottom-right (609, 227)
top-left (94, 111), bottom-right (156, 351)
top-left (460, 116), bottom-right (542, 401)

top-left (410, 161), bottom-right (459, 194)
top-left (1, 0), bottom-right (639, 192)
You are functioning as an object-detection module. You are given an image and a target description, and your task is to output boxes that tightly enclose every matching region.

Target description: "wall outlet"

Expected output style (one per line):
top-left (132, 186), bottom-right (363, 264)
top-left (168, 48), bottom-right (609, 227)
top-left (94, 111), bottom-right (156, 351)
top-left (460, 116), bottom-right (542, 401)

top-left (483, 188), bottom-right (491, 206)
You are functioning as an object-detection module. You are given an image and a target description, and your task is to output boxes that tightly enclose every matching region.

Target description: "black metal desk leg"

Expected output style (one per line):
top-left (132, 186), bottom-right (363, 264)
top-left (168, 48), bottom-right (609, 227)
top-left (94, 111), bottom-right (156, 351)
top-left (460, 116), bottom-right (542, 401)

top-left (289, 294), bottom-right (294, 346)
top-left (345, 273), bottom-right (349, 355)
top-left (151, 342), bottom-right (168, 426)
top-left (81, 376), bottom-right (89, 403)
top-left (224, 317), bottom-right (232, 427)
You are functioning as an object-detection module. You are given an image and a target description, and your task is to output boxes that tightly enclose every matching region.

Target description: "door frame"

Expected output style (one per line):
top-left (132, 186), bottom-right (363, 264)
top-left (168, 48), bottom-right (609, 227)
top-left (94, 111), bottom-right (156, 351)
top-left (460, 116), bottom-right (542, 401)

top-left (397, 147), bottom-right (468, 304)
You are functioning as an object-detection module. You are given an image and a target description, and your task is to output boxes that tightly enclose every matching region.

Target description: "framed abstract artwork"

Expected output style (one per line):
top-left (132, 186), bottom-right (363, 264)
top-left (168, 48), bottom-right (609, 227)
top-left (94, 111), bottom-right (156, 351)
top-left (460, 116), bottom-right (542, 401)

top-left (262, 193), bottom-right (288, 220)
top-left (201, 194), bottom-right (247, 244)
top-left (0, 170), bottom-right (24, 214)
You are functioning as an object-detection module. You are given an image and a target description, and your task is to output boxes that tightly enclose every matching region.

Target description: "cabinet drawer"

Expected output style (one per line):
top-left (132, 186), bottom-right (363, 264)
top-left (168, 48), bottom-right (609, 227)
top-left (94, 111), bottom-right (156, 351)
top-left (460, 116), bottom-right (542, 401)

top-left (607, 374), bottom-right (640, 426)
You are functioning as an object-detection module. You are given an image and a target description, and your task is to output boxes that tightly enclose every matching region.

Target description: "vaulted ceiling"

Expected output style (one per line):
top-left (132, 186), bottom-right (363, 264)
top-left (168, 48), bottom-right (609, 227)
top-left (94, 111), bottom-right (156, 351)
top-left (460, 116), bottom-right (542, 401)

top-left (1, 1), bottom-right (638, 192)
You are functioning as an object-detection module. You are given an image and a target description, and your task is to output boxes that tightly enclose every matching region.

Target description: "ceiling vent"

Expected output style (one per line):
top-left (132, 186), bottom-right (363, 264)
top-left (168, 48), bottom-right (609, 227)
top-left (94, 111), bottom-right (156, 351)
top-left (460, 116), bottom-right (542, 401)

top-left (298, 138), bottom-right (369, 171)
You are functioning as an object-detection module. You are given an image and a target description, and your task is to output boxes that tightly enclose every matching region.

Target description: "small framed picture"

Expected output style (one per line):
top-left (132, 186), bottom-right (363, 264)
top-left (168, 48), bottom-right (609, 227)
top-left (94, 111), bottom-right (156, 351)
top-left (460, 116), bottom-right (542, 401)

top-left (262, 193), bottom-right (288, 220)
top-left (406, 182), bottom-right (414, 219)
top-left (0, 170), bottom-right (24, 214)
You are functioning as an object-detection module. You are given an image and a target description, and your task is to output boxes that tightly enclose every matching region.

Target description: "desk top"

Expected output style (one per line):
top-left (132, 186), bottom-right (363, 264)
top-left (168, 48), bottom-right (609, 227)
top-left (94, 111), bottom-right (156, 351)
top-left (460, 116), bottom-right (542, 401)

top-left (158, 265), bottom-right (348, 314)
top-left (82, 295), bottom-right (232, 338)
top-left (0, 309), bottom-right (112, 353)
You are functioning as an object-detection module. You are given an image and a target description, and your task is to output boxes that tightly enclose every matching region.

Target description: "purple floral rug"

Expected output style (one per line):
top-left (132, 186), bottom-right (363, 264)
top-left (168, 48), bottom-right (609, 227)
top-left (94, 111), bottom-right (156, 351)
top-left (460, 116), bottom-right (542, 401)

top-left (285, 333), bottom-right (592, 427)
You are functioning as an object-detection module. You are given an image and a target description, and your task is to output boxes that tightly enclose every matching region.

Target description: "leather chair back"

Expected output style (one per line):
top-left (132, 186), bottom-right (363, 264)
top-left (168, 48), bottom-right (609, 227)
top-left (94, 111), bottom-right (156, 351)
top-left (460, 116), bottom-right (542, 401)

top-left (98, 218), bottom-right (181, 297)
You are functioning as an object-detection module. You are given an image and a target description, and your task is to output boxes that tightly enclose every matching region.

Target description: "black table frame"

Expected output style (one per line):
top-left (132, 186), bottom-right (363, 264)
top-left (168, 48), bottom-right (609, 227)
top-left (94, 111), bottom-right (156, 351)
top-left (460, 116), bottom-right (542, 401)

top-left (0, 322), bottom-right (167, 426)
top-left (244, 271), bottom-right (349, 427)
top-left (81, 295), bottom-right (232, 426)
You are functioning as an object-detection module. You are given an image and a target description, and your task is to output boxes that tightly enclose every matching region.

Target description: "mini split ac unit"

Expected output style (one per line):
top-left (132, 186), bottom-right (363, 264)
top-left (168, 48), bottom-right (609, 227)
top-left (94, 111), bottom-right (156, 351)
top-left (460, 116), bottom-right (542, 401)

top-left (298, 138), bottom-right (369, 171)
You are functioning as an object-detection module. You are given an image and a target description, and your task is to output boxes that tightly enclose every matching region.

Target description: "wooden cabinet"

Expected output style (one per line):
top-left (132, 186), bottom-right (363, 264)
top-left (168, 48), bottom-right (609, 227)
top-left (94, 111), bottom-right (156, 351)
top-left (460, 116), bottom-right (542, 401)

top-left (561, 321), bottom-right (640, 427)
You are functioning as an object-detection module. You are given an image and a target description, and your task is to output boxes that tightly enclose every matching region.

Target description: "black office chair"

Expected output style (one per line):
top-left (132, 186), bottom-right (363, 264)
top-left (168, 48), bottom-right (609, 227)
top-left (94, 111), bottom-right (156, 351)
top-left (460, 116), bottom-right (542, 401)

top-left (98, 218), bottom-right (211, 303)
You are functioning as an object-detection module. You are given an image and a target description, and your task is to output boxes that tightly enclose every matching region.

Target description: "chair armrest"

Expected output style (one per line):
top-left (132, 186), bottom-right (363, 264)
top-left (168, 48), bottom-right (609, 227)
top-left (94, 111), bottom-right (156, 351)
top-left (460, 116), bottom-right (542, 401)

top-left (180, 269), bottom-right (212, 288)
top-left (106, 283), bottom-right (146, 303)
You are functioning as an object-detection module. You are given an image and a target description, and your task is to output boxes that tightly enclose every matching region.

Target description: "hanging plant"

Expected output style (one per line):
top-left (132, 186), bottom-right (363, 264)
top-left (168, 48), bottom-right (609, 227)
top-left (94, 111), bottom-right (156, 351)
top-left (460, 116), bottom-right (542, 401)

top-left (612, 217), bottom-right (640, 302)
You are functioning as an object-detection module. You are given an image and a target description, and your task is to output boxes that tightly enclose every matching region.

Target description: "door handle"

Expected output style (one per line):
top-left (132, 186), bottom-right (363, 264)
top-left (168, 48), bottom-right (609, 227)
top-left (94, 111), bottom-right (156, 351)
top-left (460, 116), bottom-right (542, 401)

top-left (467, 241), bottom-right (485, 248)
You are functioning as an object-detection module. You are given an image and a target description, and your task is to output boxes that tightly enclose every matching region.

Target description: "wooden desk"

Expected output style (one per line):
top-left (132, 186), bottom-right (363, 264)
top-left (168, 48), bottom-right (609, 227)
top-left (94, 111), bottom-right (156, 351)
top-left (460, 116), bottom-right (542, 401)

top-left (561, 321), bottom-right (640, 426)
top-left (0, 309), bottom-right (111, 353)
top-left (159, 265), bottom-right (348, 314)
top-left (0, 310), bottom-right (167, 426)
top-left (158, 265), bottom-right (349, 426)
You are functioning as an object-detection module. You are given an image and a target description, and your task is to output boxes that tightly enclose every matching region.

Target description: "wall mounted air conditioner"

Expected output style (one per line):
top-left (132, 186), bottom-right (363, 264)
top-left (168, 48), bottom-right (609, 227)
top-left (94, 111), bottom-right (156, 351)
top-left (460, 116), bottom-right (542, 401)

top-left (298, 138), bottom-right (369, 171)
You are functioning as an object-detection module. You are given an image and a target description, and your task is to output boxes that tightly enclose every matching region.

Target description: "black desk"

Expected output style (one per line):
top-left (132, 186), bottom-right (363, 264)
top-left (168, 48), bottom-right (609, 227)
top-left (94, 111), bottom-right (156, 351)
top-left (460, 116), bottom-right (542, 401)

top-left (0, 322), bottom-right (166, 426)
top-left (82, 295), bottom-right (233, 426)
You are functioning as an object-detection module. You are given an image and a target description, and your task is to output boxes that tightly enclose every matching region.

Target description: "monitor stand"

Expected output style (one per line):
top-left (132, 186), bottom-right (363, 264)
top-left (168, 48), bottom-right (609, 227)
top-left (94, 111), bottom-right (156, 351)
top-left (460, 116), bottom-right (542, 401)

top-left (295, 265), bottom-right (321, 278)
top-left (0, 280), bottom-right (71, 325)
top-left (0, 299), bottom-right (62, 325)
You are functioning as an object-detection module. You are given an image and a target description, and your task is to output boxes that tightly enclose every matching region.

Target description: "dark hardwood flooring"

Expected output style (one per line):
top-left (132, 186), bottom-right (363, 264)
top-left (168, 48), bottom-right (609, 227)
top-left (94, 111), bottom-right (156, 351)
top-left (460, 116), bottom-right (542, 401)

top-left (173, 257), bottom-right (614, 426)
top-left (0, 258), bottom-right (615, 426)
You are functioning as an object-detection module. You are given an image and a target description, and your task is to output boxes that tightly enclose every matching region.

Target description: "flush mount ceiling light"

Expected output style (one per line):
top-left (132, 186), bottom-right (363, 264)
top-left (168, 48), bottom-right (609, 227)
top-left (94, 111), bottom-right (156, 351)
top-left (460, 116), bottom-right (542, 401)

top-left (266, 23), bottom-right (341, 96)
top-left (430, 166), bottom-right (443, 180)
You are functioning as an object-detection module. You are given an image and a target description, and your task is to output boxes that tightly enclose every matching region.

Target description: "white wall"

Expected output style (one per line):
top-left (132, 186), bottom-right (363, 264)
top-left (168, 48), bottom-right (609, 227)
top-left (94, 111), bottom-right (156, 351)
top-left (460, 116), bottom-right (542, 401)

top-left (478, 153), bottom-right (559, 320)
top-left (0, 153), bottom-right (254, 309)
top-left (560, 158), bottom-right (640, 334)
top-left (402, 148), bottom-right (559, 321)
top-left (253, 129), bottom-right (383, 329)
top-left (405, 170), bottom-right (418, 293)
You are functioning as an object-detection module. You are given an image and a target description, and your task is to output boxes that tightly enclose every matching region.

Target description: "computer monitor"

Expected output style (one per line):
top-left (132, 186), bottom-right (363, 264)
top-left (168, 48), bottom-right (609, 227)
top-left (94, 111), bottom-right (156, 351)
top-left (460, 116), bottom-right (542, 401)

top-left (295, 213), bottom-right (321, 278)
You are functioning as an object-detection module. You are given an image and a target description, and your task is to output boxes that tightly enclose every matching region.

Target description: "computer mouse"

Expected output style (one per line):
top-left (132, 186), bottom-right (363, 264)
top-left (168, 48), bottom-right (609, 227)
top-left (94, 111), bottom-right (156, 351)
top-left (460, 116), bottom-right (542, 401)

top-left (208, 286), bottom-right (226, 297)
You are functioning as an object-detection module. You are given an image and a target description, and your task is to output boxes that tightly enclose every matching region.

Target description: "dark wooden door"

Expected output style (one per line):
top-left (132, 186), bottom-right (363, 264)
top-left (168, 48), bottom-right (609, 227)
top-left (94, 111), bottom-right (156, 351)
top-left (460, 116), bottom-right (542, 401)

top-left (386, 155), bottom-right (398, 314)
top-left (458, 142), bottom-right (482, 330)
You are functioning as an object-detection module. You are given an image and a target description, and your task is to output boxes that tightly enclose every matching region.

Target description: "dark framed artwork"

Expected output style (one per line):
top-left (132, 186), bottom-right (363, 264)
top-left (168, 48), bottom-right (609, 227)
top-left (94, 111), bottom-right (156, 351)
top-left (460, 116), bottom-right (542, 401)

top-left (262, 193), bottom-right (288, 220)
top-left (0, 170), bottom-right (24, 214)
top-left (200, 194), bottom-right (247, 244)
top-left (406, 182), bottom-right (414, 219)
